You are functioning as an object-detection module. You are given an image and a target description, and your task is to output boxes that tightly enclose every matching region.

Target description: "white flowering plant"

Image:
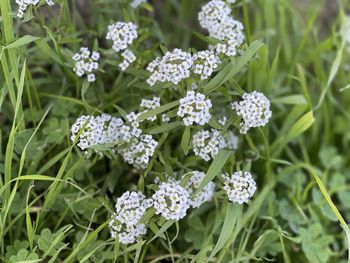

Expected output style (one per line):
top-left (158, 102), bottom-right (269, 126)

top-left (2, 0), bottom-right (350, 262)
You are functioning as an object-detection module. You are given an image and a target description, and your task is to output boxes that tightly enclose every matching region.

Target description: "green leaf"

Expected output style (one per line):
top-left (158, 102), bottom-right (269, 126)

top-left (137, 100), bottom-right (179, 122)
top-left (284, 111), bottom-right (315, 142)
top-left (203, 41), bottom-right (265, 94)
top-left (181, 126), bottom-right (191, 155)
top-left (5, 35), bottom-right (40, 49)
top-left (210, 203), bottom-right (242, 258)
top-left (195, 150), bottom-right (232, 194)
top-left (299, 223), bottom-right (333, 263)
top-left (272, 95), bottom-right (307, 105)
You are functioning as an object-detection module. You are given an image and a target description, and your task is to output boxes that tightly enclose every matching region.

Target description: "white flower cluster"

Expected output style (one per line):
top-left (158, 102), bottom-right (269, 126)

top-left (223, 131), bottom-right (238, 150)
top-left (119, 49), bottom-right (137, 71)
top-left (115, 112), bottom-right (158, 169)
top-left (106, 22), bottom-right (138, 71)
top-left (16, 0), bottom-right (54, 18)
top-left (192, 50), bottom-right (221, 80)
top-left (106, 22), bottom-right (138, 52)
top-left (71, 111), bottom-right (158, 169)
top-left (118, 134), bottom-right (158, 169)
top-left (146, 48), bottom-right (193, 86)
top-left (130, 0), bottom-right (146, 8)
top-left (152, 182), bottom-right (190, 221)
top-left (199, 0), bottom-right (245, 56)
top-left (140, 97), bottom-right (161, 121)
top-left (72, 47), bottom-right (100, 82)
top-left (342, 16), bottom-right (350, 51)
top-left (183, 171), bottom-right (215, 208)
top-left (231, 91), bottom-right (272, 134)
top-left (177, 91), bottom-right (212, 126)
top-left (70, 113), bottom-right (123, 150)
top-left (109, 191), bottom-right (152, 244)
top-left (223, 171), bottom-right (257, 204)
top-left (192, 129), bottom-right (225, 161)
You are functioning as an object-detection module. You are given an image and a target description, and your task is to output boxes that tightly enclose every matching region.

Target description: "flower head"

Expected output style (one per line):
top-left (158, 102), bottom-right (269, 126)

top-left (177, 91), bottom-right (212, 126)
top-left (231, 91), bottom-right (272, 134)
top-left (109, 191), bottom-right (152, 244)
top-left (117, 134), bottom-right (158, 170)
top-left (70, 113), bottom-right (123, 151)
top-left (140, 97), bottom-right (161, 121)
top-left (146, 49), bottom-right (193, 86)
top-left (72, 47), bottom-right (100, 82)
top-left (119, 49), bottom-right (137, 71)
top-left (192, 129), bottom-right (225, 161)
top-left (192, 50), bottom-right (221, 80)
top-left (183, 171), bottom-right (215, 208)
top-left (106, 22), bottom-right (138, 52)
top-left (130, 0), bottom-right (146, 8)
top-left (16, 0), bottom-right (54, 18)
top-left (152, 181), bottom-right (190, 221)
top-left (223, 171), bottom-right (257, 204)
top-left (199, 0), bottom-right (245, 57)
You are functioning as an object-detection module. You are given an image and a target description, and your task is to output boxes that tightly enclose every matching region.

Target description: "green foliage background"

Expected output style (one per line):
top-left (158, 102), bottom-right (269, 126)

top-left (1, 0), bottom-right (350, 262)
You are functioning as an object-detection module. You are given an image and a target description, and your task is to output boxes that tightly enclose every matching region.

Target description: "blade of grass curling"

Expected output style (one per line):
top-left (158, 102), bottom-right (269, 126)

top-left (195, 150), bottom-right (232, 194)
top-left (210, 203), bottom-right (242, 259)
top-left (203, 41), bottom-right (265, 94)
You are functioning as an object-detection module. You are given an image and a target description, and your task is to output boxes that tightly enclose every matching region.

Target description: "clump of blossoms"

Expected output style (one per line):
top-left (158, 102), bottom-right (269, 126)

top-left (183, 171), bottom-right (215, 208)
top-left (72, 47), bottom-right (100, 82)
top-left (16, 0), bottom-right (54, 18)
top-left (146, 48), bottom-right (193, 86)
top-left (223, 131), bottom-right (238, 150)
top-left (109, 191), bottom-right (152, 244)
top-left (231, 91), bottom-right (272, 134)
top-left (140, 97), bottom-right (161, 121)
top-left (70, 113), bottom-right (123, 151)
top-left (119, 49), bottom-right (137, 71)
top-left (177, 91), bottom-right (212, 126)
top-left (223, 171), bottom-right (257, 204)
top-left (198, 0), bottom-right (245, 57)
top-left (192, 129), bottom-right (225, 161)
top-left (130, 0), bottom-right (146, 8)
top-left (117, 134), bottom-right (158, 169)
top-left (106, 22), bottom-right (138, 71)
top-left (152, 181), bottom-right (190, 221)
top-left (192, 50), bottom-right (221, 80)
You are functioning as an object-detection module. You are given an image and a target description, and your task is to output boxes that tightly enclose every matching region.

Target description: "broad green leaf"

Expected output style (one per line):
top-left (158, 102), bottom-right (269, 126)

top-left (210, 203), bottom-right (241, 258)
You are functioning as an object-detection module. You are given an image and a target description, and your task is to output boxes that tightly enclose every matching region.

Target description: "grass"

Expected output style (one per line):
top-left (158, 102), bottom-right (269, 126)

top-left (1, 0), bottom-right (350, 262)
